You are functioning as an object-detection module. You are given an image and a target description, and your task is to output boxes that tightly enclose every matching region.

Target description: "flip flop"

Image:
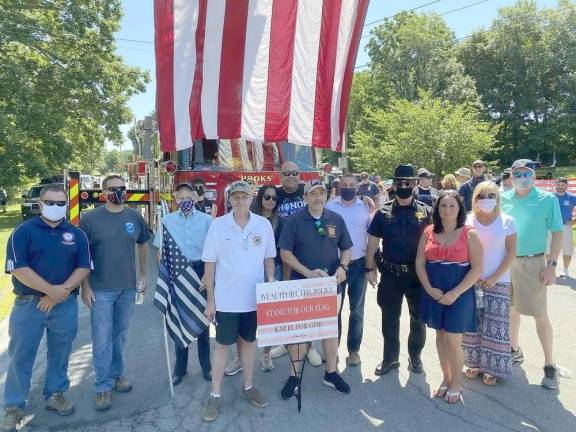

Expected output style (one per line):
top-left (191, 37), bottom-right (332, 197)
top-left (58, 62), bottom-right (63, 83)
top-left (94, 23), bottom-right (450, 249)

top-left (483, 374), bottom-right (497, 386)
top-left (445, 390), bottom-right (463, 405)
top-left (434, 386), bottom-right (448, 398)
top-left (465, 368), bottom-right (480, 379)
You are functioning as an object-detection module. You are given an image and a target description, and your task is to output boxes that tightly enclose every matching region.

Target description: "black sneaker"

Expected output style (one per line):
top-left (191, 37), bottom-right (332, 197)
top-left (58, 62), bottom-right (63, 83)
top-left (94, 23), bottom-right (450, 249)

top-left (541, 364), bottom-right (559, 389)
top-left (511, 347), bottom-right (524, 363)
top-left (408, 357), bottom-right (424, 374)
top-left (323, 371), bottom-right (350, 394)
top-left (281, 376), bottom-right (299, 400)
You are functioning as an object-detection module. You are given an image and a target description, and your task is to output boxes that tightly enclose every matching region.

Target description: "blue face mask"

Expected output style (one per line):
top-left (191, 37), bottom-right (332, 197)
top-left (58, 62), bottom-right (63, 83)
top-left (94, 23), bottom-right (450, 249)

top-left (340, 187), bottom-right (356, 201)
top-left (178, 199), bottom-right (194, 213)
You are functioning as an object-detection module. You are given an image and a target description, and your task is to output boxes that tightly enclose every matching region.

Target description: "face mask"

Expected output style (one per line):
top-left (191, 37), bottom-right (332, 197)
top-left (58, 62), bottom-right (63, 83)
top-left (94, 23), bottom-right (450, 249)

top-left (396, 187), bottom-right (413, 199)
top-left (107, 190), bottom-right (126, 205)
top-left (477, 198), bottom-right (497, 213)
top-left (178, 198), bottom-right (194, 213)
top-left (41, 204), bottom-right (67, 222)
top-left (340, 187), bottom-right (356, 201)
top-left (512, 177), bottom-right (534, 191)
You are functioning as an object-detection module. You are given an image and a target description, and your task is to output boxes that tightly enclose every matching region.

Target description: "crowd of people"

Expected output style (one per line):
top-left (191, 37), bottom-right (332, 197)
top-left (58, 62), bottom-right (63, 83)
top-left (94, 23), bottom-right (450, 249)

top-left (2, 157), bottom-right (573, 429)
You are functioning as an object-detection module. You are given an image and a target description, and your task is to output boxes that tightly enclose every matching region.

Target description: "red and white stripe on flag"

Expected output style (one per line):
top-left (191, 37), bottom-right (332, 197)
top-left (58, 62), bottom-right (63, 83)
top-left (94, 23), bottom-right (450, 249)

top-left (155, 0), bottom-right (369, 153)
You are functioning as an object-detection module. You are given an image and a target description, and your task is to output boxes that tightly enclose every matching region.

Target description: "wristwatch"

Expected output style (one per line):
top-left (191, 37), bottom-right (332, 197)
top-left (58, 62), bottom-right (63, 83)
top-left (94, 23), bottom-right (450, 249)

top-left (547, 260), bottom-right (557, 267)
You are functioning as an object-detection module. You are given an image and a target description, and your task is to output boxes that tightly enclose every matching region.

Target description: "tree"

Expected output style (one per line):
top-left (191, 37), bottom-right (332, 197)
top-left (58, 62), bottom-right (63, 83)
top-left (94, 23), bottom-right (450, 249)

top-left (348, 92), bottom-right (499, 177)
top-left (0, 0), bottom-right (149, 189)
top-left (366, 12), bottom-right (478, 104)
top-left (458, 0), bottom-right (576, 164)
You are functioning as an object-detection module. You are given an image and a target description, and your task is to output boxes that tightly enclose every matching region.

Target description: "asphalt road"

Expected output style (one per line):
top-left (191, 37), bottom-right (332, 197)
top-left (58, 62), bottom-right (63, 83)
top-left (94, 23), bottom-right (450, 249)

top-left (0, 252), bottom-right (574, 432)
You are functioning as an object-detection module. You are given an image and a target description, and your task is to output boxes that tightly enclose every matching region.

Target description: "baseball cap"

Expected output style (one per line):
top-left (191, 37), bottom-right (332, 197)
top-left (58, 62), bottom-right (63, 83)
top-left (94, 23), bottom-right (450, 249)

top-left (417, 168), bottom-right (432, 177)
top-left (511, 159), bottom-right (536, 171)
top-left (455, 167), bottom-right (471, 178)
top-left (228, 180), bottom-right (252, 195)
top-left (304, 179), bottom-right (327, 194)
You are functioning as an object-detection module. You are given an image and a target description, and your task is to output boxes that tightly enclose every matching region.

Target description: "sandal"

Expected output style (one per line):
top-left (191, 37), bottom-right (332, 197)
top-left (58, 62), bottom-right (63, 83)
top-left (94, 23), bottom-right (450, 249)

top-left (433, 386), bottom-right (448, 398)
top-left (483, 374), bottom-right (497, 386)
top-left (445, 390), bottom-right (463, 404)
top-left (465, 368), bottom-right (480, 379)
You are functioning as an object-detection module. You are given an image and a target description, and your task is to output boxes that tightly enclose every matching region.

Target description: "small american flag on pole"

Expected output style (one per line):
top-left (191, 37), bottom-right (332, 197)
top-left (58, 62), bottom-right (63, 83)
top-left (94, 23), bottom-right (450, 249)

top-left (154, 226), bottom-right (210, 348)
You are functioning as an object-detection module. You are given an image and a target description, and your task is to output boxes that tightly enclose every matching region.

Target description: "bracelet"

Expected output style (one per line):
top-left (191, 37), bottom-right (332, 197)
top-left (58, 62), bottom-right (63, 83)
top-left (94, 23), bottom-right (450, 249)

top-left (338, 264), bottom-right (348, 272)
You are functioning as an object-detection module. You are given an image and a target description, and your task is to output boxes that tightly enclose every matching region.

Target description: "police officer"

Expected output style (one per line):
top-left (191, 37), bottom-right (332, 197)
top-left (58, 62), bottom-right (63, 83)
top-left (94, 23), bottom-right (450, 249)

top-left (3, 184), bottom-right (91, 431)
top-left (365, 164), bottom-right (432, 375)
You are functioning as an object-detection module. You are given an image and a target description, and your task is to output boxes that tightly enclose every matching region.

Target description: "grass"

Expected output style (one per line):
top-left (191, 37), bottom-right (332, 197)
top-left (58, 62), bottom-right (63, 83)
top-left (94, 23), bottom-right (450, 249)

top-left (0, 204), bottom-right (22, 320)
top-left (553, 166), bottom-right (576, 178)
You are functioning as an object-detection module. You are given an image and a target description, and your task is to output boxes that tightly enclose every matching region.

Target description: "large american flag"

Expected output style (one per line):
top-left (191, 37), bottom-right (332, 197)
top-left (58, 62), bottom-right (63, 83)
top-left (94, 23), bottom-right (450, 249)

top-left (154, 226), bottom-right (210, 348)
top-left (154, 0), bottom-right (370, 152)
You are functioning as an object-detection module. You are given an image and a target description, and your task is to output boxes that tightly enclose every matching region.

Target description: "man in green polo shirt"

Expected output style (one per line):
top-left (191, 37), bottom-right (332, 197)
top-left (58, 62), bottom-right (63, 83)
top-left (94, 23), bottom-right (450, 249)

top-left (501, 159), bottom-right (563, 389)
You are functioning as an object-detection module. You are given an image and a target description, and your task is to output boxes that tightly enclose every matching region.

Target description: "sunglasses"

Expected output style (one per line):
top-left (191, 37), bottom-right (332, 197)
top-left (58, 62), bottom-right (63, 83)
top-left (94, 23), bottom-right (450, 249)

top-left (42, 200), bottom-right (67, 207)
top-left (263, 194), bottom-right (277, 201)
top-left (314, 220), bottom-right (326, 237)
top-left (394, 180), bottom-right (413, 187)
top-left (513, 171), bottom-right (533, 179)
top-left (439, 189), bottom-right (459, 198)
top-left (477, 193), bottom-right (497, 200)
top-left (107, 186), bottom-right (126, 192)
top-left (281, 170), bottom-right (299, 177)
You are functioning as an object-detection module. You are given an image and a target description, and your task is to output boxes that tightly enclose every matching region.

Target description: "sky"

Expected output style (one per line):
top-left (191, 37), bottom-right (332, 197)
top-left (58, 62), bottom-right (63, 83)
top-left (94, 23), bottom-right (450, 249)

top-left (113, 0), bottom-right (559, 148)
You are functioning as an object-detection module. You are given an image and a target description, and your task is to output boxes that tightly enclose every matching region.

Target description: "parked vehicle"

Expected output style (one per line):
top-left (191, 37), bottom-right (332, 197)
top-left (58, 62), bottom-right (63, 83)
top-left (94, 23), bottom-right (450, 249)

top-left (21, 182), bottom-right (63, 219)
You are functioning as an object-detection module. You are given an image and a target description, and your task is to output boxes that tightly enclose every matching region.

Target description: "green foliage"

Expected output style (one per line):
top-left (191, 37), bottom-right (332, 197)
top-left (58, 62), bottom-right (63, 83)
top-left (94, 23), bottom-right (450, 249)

top-left (0, 0), bottom-right (149, 189)
top-left (99, 148), bottom-right (132, 174)
top-left (458, 0), bottom-right (576, 164)
top-left (349, 92), bottom-right (499, 177)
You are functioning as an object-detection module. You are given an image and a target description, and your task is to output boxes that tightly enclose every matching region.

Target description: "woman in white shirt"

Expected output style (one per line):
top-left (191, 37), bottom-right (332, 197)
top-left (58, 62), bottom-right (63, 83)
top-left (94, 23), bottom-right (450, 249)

top-left (463, 181), bottom-right (517, 385)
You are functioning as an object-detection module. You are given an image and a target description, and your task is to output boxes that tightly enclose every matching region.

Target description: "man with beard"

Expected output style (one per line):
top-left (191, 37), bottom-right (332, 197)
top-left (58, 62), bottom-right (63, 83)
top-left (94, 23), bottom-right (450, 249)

top-left (365, 164), bottom-right (432, 376)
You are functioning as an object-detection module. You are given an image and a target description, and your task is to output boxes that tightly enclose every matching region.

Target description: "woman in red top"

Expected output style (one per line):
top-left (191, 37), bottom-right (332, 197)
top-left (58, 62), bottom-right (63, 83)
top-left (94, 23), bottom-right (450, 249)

top-left (415, 190), bottom-right (483, 404)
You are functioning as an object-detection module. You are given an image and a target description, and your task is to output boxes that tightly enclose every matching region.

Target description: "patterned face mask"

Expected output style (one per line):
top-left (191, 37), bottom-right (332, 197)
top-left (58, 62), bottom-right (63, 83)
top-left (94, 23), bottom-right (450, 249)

top-left (106, 190), bottom-right (126, 204)
top-left (177, 198), bottom-right (194, 213)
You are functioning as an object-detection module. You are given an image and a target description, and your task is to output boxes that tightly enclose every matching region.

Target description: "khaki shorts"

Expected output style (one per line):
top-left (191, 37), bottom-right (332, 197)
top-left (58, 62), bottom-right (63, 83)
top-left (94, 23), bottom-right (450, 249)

top-left (546, 224), bottom-right (574, 256)
top-left (510, 256), bottom-right (547, 317)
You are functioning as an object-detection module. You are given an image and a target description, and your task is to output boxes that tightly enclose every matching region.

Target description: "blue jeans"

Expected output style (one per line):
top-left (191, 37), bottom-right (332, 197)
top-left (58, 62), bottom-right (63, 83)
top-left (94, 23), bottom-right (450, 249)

top-left (340, 257), bottom-right (368, 353)
top-left (4, 295), bottom-right (78, 408)
top-left (90, 288), bottom-right (135, 392)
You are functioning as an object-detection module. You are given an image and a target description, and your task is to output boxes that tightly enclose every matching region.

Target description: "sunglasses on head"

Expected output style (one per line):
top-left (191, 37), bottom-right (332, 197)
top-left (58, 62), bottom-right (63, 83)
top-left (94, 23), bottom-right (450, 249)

top-left (282, 170), bottom-right (299, 177)
top-left (477, 193), bottom-right (497, 200)
top-left (394, 180), bottom-right (413, 187)
top-left (263, 194), bottom-right (277, 201)
top-left (314, 220), bottom-right (326, 236)
top-left (107, 186), bottom-right (126, 192)
top-left (42, 200), bottom-right (67, 207)
top-left (439, 189), bottom-right (459, 198)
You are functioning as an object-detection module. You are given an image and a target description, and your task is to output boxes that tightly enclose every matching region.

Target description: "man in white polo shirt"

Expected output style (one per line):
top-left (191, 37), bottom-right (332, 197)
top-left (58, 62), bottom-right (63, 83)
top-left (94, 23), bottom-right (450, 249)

top-left (201, 180), bottom-right (276, 422)
top-left (326, 174), bottom-right (372, 366)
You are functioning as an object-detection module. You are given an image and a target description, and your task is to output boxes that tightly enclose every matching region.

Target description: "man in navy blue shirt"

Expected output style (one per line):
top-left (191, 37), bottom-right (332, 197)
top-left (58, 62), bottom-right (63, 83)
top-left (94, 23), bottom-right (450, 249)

top-left (3, 184), bottom-right (91, 431)
top-left (278, 179), bottom-right (352, 400)
top-left (553, 178), bottom-right (576, 278)
top-left (459, 160), bottom-right (486, 212)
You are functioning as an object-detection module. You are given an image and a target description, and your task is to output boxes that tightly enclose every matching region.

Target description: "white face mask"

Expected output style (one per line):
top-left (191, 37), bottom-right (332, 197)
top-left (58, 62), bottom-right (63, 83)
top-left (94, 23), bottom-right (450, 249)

top-left (512, 176), bottom-right (534, 190)
top-left (41, 204), bottom-right (67, 222)
top-left (477, 198), bottom-right (497, 214)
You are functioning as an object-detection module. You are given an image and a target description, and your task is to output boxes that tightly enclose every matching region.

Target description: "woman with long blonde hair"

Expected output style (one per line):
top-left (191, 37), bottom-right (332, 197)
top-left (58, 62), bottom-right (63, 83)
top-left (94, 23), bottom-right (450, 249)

top-left (462, 181), bottom-right (516, 385)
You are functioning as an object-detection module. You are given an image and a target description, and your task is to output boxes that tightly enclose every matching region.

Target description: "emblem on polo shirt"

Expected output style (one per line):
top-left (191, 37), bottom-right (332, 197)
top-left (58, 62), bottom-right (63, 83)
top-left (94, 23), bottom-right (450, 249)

top-left (253, 234), bottom-right (262, 246)
top-left (327, 225), bottom-right (336, 238)
top-left (62, 232), bottom-right (75, 245)
top-left (125, 222), bottom-right (135, 234)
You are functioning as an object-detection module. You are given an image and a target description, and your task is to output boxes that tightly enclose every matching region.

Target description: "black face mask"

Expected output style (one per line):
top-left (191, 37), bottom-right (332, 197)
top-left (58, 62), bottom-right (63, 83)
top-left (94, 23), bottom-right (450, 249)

top-left (395, 187), bottom-right (413, 199)
top-left (340, 187), bottom-right (356, 201)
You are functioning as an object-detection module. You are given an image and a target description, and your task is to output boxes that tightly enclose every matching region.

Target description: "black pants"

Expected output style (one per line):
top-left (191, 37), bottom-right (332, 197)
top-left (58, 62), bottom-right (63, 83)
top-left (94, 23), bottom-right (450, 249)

top-left (173, 261), bottom-right (211, 377)
top-left (377, 268), bottom-right (426, 362)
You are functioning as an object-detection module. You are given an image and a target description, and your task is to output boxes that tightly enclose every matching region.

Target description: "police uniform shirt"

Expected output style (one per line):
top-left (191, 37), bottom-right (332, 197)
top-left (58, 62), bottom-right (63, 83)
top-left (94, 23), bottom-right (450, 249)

top-left (278, 207), bottom-right (353, 290)
top-left (5, 217), bottom-right (92, 295)
top-left (367, 199), bottom-right (432, 264)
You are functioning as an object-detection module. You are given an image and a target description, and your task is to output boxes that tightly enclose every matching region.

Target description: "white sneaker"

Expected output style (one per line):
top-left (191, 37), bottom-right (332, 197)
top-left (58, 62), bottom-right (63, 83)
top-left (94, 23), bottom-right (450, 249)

top-left (224, 356), bottom-right (243, 376)
top-left (306, 346), bottom-right (322, 367)
top-left (261, 352), bottom-right (275, 372)
top-left (270, 345), bottom-right (288, 359)
top-left (560, 268), bottom-right (570, 278)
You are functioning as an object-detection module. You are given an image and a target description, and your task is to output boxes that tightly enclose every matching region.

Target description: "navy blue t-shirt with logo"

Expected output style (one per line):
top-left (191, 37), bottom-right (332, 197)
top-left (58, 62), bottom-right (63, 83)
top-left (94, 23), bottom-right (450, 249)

top-left (276, 184), bottom-right (306, 220)
top-left (5, 217), bottom-right (91, 295)
top-left (80, 205), bottom-right (150, 291)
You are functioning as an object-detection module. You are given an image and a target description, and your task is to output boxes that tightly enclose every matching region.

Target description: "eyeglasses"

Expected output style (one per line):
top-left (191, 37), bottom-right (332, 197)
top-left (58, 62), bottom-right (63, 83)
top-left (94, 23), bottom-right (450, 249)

top-left (439, 189), bottom-right (459, 197)
top-left (42, 200), bottom-right (67, 207)
top-left (281, 170), bottom-right (299, 177)
top-left (394, 180), bottom-right (413, 187)
top-left (477, 193), bottom-right (497, 200)
top-left (107, 186), bottom-right (126, 192)
top-left (513, 171), bottom-right (533, 179)
top-left (263, 194), bottom-right (277, 201)
top-left (314, 220), bottom-right (326, 237)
